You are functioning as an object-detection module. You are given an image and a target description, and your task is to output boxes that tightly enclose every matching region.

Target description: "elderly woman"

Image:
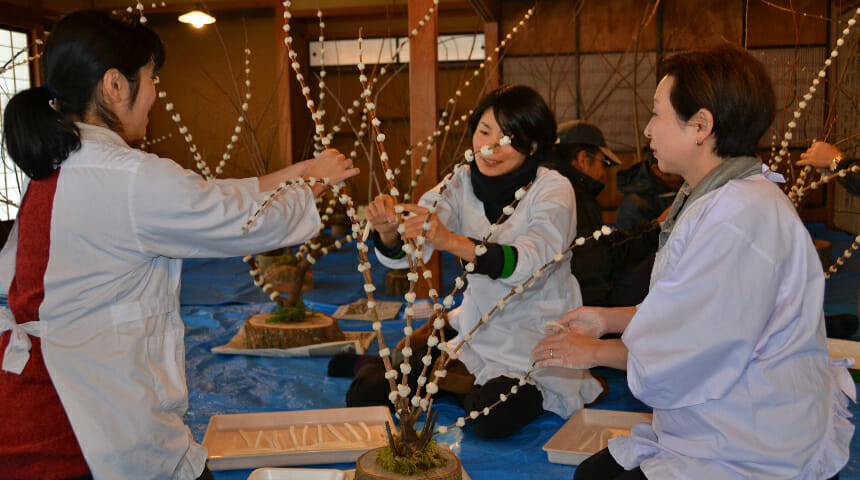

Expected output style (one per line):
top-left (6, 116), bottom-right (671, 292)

top-left (533, 44), bottom-right (853, 480)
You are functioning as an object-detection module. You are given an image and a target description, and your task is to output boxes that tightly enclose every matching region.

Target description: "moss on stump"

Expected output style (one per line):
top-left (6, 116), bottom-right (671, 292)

top-left (355, 442), bottom-right (461, 480)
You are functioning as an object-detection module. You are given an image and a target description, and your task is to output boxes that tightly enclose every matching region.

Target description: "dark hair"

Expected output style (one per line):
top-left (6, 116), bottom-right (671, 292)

top-left (468, 84), bottom-right (557, 159)
top-left (659, 44), bottom-right (775, 158)
top-left (3, 10), bottom-right (165, 180)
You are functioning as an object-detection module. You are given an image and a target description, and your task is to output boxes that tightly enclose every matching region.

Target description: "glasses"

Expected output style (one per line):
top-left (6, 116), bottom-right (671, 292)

top-left (590, 153), bottom-right (615, 167)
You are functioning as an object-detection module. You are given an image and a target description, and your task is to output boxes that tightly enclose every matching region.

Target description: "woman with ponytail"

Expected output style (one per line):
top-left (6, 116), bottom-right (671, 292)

top-left (0, 10), bottom-right (357, 479)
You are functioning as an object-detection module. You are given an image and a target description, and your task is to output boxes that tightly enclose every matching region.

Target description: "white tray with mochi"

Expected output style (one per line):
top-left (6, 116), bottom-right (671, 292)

top-left (543, 409), bottom-right (653, 466)
top-left (203, 407), bottom-right (395, 471)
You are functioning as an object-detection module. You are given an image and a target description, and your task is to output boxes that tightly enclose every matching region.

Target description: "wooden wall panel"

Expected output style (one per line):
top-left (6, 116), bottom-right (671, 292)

top-left (501, 0), bottom-right (658, 56)
top-left (746, 0), bottom-right (828, 47)
top-left (146, 15), bottom-right (280, 179)
top-left (662, 0), bottom-right (744, 51)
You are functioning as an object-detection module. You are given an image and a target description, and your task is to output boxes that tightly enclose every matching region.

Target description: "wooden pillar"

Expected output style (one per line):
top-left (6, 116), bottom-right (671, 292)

top-left (275, 2), bottom-right (293, 169)
top-left (30, 0), bottom-right (44, 84)
top-left (483, 20), bottom-right (499, 90)
top-left (409, 0), bottom-right (440, 296)
top-left (469, 0), bottom-right (499, 89)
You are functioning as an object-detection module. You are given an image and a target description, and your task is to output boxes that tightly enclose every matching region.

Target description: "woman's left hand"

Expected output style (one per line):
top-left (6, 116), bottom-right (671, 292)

top-left (531, 331), bottom-right (599, 369)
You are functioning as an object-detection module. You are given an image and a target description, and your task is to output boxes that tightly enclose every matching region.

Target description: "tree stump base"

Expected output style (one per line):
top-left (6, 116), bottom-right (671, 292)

top-left (354, 446), bottom-right (462, 480)
top-left (385, 269), bottom-right (411, 296)
top-left (243, 312), bottom-right (344, 349)
top-left (264, 263), bottom-right (314, 292)
top-left (330, 213), bottom-right (349, 238)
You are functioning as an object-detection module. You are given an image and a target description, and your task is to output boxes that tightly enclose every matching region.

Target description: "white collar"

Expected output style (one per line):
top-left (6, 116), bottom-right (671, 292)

top-left (74, 122), bottom-right (129, 149)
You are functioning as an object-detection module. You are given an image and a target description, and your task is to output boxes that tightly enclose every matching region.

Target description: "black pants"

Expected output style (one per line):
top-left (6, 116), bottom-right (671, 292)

top-left (574, 448), bottom-right (646, 480)
top-left (346, 348), bottom-right (544, 439)
top-left (574, 448), bottom-right (841, 480)
top-left (68, 465), bottom-right (215, 480)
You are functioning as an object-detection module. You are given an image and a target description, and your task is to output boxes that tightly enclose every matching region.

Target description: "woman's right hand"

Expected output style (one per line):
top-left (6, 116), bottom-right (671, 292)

top-left (547, 306), bottom-right (608, 338)
top-left (798, 141), bottom-right (843, 172)
top-left (305, 149), bottom-right (359, 185)
top-left (365, 195), bottom-right (399, 246)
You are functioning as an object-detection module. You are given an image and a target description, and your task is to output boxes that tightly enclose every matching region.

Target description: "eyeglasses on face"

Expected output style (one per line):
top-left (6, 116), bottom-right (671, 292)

top-left (589, 153), bottom-right (614, 167)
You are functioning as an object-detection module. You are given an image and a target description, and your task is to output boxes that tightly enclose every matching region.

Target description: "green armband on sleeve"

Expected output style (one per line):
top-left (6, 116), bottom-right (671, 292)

top-left (500, 244), bottom-right (517, 279)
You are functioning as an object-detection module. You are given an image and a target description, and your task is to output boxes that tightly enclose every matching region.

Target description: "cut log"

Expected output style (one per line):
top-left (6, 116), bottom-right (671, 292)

top-left (330, 213), bottom-right (349, 237)
top-left (264, 263), bottom-right (314, 292)
top-left (243, 312), bottom-right (345, 349)
top-left (355, 446), bottom-right (462, 480)
top-left (385, 269), bottom-right (411, 296)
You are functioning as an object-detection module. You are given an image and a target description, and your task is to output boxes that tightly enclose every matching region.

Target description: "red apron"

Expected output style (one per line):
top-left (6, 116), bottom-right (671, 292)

top-left (0, 168), bottom-right (90, 479)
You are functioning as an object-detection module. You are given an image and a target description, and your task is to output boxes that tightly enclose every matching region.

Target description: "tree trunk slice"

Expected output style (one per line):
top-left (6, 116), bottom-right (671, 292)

top-left (354, 446), bottom-right (462, 480)
top-left (330, 213), bottom-right (349, 238)
top-left (255, 253), bottom-right (285, 274)
top-left (385, 269), bottom-right (411, 296)
top-left (264, 263), bottom-right (314, 292)
top-left (243, 312), bottom-right (345, 349)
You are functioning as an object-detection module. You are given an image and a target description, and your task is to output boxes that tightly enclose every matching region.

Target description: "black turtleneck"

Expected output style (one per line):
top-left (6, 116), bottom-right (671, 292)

top-left (469, 156), bottom-right (540, 223)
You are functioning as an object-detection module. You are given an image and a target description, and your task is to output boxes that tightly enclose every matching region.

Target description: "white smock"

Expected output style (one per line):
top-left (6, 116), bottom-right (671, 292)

top-left (609, 174), bottom-right (855, 479)
top-left (0, 123), bottom-right (321, 479)
top-left (376, 166), bottom-right (604, 417)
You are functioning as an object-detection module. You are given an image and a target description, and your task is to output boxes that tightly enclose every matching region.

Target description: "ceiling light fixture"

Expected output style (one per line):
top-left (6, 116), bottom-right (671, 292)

top-left (178, 5), bottom-right (215, 28)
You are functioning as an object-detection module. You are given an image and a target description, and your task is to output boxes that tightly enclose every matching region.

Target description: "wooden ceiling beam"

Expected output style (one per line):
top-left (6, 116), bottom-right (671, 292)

top-left (86, 0), bottom-right (474, 19)
top-left (0, 1), bottom-right (63, 28)
top-left (467, 0), bottom-right (498, 22)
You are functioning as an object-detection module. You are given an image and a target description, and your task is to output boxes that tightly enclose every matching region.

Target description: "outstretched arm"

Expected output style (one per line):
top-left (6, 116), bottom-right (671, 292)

top-left (258, 149), bottom-right (359, 196)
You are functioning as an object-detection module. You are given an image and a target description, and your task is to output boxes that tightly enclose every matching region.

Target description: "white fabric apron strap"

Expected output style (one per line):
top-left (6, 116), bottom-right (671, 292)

top-left (830, 357), bottom-right (857, 402)
top-left (761, 164), bottom-right (786, 183)
top-left (0, 306), bottom-right (45, 374)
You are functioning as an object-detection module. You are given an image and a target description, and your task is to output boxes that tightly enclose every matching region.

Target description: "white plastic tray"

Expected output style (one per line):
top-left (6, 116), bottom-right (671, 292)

top-left (828, 338), bottom-right (860, 369)
top-left (542, 409), bottom-right (652, 466)
top-left (203, 407), bottom-right (395, 471)
top-left (248, 468), bottom-right (345, 480)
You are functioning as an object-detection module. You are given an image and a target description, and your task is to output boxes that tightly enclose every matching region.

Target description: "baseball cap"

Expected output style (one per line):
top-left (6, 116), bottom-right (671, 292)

top-left (557, 120), bottom-right (621, 167)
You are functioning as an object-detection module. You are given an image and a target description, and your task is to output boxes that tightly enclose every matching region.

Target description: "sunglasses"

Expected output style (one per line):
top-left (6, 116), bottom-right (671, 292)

top-left (590, 153), bottom-right (615, 167)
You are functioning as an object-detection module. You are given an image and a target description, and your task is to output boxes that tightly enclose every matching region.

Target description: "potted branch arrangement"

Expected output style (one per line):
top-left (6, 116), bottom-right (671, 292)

top-left (240, 246), bottom-right (345, 350)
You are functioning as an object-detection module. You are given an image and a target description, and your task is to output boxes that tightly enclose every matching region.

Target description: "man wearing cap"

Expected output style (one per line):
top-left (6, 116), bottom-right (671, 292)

top-left (555, 120), bottom-right (660, 307)
top-left (615, 149), bottom-right (684, 230)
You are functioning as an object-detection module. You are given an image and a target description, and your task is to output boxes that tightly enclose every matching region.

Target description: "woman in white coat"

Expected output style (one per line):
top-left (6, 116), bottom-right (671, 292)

top-left (0, 10), bottom-right (357, 480)
top-left (345, 85), bottom-right (605, 439)
top-left (532, 45), bottom-right (854, 480)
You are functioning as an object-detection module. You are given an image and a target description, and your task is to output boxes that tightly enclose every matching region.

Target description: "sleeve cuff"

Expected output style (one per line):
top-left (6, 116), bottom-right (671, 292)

top-left (372, 230), bottom-right (406, 259)
top-left (472, 238), bottom-right (518, 279)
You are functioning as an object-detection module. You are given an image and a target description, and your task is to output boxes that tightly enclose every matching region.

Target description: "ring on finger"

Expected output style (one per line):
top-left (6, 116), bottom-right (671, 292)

top-left (549, 348), bottom-right (554, 359)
